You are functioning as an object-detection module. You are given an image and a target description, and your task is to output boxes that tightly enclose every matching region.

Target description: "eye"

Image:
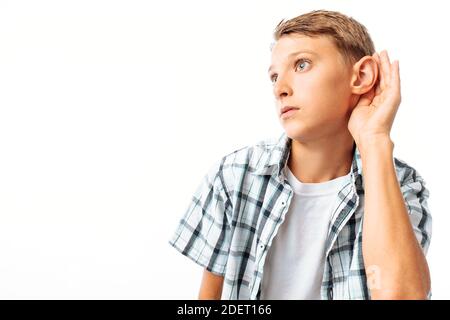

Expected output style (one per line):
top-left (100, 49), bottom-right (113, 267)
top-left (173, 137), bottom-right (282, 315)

top-left (295, 58), bottom-right (311, 72)
top-left (270, 58), bottom-right (311, 84)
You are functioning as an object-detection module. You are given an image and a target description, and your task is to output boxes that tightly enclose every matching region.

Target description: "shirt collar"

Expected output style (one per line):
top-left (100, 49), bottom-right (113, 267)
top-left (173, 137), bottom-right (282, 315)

top-left (251, 132), bottom-right (364, 191)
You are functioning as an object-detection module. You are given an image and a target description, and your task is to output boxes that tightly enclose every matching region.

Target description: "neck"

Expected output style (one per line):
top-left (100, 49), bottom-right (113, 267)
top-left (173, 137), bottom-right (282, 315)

top-left (287, 130), bottom-right (355, 183)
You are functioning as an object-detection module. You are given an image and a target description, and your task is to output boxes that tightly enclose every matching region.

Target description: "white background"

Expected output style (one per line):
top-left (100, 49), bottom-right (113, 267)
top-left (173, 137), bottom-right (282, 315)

top-left (0, 0), bottom-right (448, 299)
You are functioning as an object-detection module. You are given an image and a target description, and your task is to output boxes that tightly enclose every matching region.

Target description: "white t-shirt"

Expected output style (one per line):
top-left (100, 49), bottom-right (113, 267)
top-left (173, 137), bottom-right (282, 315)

top-left (260, 165), bottom-right (352, 299)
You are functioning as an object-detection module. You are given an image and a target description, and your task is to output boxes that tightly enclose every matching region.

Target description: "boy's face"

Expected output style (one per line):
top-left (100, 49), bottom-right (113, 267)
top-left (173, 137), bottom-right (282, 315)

top-left (269, 34), bottom-right (355, 142)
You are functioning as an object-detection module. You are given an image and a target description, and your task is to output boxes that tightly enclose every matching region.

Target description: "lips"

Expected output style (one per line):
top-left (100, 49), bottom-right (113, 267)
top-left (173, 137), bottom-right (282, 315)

top-left (280, 106), bottom-right (299, 116)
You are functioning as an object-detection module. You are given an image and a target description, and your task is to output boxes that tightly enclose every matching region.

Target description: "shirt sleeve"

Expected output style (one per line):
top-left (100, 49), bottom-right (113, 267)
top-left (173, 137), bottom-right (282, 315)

top-left (400, 169), bottom-right (432, 256)
top-left (168, 157), bottom-right (233, 276)
top-left (400, 168), bottom-right (433, 299)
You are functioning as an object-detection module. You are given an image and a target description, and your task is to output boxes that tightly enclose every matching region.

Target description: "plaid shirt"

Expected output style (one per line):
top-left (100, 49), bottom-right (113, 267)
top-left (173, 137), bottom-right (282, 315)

top-left (169, 132), bottom-right (432, 299)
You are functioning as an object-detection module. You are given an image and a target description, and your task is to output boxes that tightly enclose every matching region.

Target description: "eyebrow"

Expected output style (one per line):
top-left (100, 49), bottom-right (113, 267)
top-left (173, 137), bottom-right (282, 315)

top-left (268, 50), bottom-right (318, 74)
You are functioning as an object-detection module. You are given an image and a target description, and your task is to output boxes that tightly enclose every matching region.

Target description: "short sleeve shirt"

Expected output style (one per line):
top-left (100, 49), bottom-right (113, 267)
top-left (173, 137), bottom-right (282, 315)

top-left (168, 132), bottom-right (432, 300)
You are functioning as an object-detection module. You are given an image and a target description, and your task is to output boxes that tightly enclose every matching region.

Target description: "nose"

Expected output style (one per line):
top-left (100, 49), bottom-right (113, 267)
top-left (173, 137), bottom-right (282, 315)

top-left (273, 73), bottom-right (293, 100)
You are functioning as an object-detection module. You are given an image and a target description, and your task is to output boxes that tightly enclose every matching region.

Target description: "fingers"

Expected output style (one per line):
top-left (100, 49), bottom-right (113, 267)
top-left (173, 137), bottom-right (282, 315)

top-left (379, 50), bottom-right (391, 90)
top-left (372, 52), bottom-right (382, 96)
top-left (391, 60), bottom-right (401, 103)
top-left (372, 50), bottom-right (402, 110)
top-left (373, 50), bottom-right (399, 91)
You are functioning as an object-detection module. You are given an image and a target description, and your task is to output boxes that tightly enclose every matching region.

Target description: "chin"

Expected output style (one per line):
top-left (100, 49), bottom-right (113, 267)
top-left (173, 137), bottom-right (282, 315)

top-left (282, 122), bottom-right (314, 141)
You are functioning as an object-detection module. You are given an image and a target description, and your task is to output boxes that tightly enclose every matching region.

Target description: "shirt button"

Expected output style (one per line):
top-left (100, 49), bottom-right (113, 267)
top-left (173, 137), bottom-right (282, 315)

top-left (259, 244), bottom-right (265, 249)
top-left (281, 201), bottom-right (286, 206)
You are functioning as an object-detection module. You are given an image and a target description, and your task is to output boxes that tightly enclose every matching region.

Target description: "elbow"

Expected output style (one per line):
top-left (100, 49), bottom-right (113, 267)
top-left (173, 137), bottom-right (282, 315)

top-left (369, 264), bottom-right (431, 300)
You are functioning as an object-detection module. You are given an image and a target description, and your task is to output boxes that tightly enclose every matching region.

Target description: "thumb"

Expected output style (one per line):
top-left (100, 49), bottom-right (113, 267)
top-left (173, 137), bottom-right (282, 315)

top-left (355, 87), bottom-right (376, 107)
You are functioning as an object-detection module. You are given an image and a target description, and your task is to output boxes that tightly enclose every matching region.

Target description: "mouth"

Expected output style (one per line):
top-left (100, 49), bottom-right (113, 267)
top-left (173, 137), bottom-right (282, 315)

top-left (280, 106), bottom-right (300, 119)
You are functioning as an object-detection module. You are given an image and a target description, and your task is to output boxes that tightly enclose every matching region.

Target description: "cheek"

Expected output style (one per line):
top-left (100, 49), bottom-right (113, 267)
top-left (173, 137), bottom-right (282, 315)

top-left (317, 73), bottom-right (350, 109)
top-left (295, 76), bottom-right (345, 115)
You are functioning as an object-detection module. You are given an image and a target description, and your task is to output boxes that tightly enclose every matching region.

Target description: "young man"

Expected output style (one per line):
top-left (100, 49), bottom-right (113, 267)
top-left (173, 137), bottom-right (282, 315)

top-left (169, 10), bottom-right (432, 300)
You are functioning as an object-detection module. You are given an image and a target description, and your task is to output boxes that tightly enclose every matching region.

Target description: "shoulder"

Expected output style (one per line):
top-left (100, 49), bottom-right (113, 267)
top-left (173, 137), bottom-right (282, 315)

top-left (205, 135), bottom-right (280, 189)
top-left (393, 156), bottom-right (426, 185)
top-left (393, 156), bottom-right (429, 199)
top-left (222, 135), bottom-right (279, 168)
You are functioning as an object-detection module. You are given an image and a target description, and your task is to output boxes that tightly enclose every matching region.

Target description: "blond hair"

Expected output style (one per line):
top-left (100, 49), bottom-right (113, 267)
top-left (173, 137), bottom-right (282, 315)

top-left (271, 9), bottom-right (375, 66)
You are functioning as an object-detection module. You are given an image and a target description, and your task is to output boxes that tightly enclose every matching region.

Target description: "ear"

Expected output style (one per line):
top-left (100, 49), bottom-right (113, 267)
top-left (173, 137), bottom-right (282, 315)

top-left (350, 55), bottom-right (378, 95)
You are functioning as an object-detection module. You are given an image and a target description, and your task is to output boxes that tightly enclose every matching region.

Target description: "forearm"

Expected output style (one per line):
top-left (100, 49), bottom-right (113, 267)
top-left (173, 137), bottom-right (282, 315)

top-left (359, 137), bottom-right (430, 299)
